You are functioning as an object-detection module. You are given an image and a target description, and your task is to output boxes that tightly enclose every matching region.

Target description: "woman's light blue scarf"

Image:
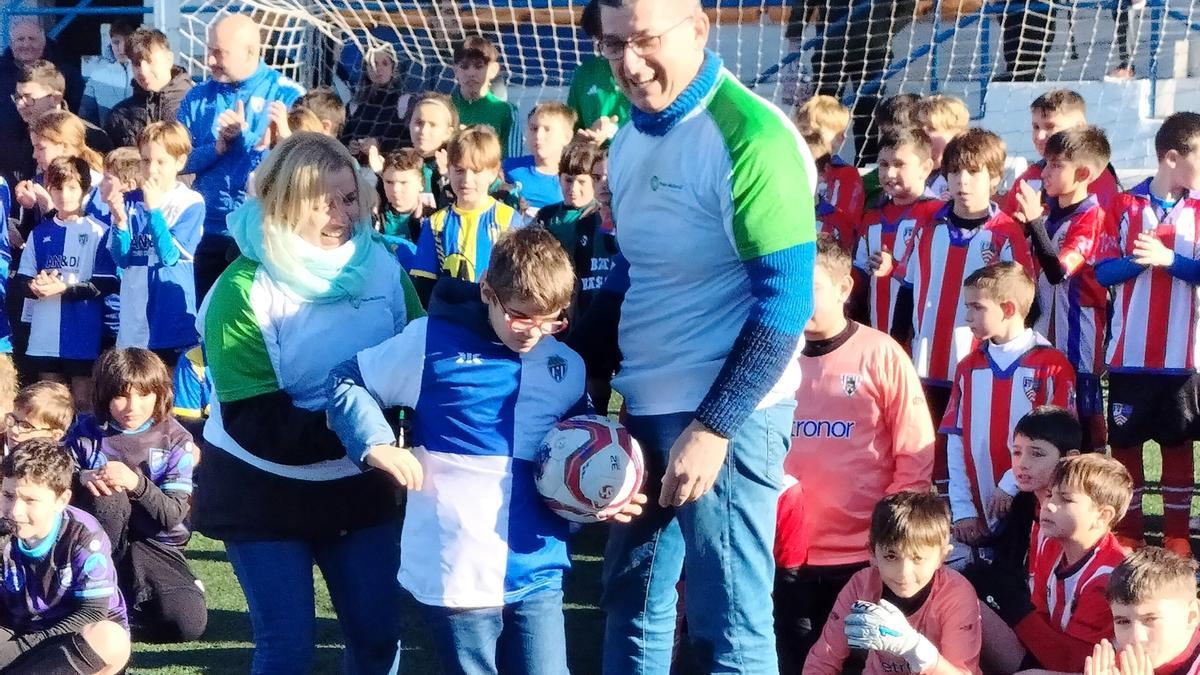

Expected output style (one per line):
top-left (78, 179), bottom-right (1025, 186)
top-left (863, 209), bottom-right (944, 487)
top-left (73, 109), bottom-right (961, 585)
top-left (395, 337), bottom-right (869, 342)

top-left (227, 199), bottom-right (378, 304)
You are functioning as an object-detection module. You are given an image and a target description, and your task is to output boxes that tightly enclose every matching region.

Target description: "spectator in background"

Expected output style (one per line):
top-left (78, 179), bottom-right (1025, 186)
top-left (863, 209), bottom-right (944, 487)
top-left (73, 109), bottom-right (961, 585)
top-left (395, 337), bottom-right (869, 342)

top-left (106, 27), bottom-right (193, 149)
top-left (81, 21), bottom-right (135, 126)
top-left (15, 60), bottom-right (113, 155)
top-left (342, 43), bottom-right (413, 154)
top-left (176, 13), bottom-right (304, 300)
top-left (785, 0), bottom-right (918, 164)
top-left (567, 0), bottom-right (630, 145)
top-left (0, 18), bottom-right (84, 185)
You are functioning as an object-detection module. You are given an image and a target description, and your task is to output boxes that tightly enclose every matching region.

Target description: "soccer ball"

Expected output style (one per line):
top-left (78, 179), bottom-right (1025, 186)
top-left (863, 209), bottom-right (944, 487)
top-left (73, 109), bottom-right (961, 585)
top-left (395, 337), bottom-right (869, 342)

top-left (534, 414), bottom-right (645, 523)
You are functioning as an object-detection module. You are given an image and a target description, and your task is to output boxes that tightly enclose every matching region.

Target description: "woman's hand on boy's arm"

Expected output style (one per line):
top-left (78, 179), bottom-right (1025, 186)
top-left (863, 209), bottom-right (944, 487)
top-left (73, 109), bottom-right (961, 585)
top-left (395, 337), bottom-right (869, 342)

top-left (365, 444), bottom-right (424, 491)
top-left (597, 492), bottom-right (647, 524)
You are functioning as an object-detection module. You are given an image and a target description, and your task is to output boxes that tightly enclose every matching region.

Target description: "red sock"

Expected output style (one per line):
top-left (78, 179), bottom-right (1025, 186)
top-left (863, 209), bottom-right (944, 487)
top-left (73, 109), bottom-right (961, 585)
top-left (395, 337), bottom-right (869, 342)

top-left (1112, 444), bottom-right (1145, 541)
top-left (1160, 445), bottom-right (1194, 545)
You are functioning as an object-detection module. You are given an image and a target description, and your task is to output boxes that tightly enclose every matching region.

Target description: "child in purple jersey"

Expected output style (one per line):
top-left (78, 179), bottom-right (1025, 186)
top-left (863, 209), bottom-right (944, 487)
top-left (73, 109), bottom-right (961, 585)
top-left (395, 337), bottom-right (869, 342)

top-left (0, 438), bottom-right (130, 674)
top-left (68, 348), bottom-right (205, 643)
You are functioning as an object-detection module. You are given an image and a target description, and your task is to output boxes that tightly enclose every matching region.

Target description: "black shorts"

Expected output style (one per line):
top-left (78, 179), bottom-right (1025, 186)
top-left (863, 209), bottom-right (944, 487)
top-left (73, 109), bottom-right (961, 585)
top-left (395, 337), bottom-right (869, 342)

top-left (1107, 371), bottom-right (1200, 447)
top-left (25, 355), bottom-right (94, 379)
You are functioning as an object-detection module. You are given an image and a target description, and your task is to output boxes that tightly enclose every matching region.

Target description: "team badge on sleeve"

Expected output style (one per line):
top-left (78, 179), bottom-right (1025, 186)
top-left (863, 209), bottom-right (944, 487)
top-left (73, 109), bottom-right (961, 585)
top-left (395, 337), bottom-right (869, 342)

top-left (1111, 402), bottom-right (1133, 427)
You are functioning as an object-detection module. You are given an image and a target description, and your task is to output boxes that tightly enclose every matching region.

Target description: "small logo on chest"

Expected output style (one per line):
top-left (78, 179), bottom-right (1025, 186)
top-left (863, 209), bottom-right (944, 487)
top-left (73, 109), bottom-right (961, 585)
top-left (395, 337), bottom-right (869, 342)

top-left (547, 355), bottom-right (567, 383)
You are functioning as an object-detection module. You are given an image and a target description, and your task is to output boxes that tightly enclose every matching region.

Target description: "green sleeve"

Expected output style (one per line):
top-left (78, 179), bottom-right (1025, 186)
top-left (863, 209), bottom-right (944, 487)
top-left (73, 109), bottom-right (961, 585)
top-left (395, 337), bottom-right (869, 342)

top-left (203, 257), bottom-right (279, 402)
top-left (399, 270), bottom-right (426, 321)
top-left (706, 75), bottom-right (816, 261)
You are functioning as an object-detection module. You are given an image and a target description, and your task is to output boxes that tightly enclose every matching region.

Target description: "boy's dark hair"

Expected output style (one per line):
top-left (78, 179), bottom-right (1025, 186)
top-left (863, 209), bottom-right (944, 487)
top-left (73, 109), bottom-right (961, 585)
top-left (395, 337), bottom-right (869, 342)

top-left (942, 128), bottom-right (1006, 180)
top-left (453, 35), bottom-right (499, 65)
top-left (104, 146), bottom-right (142, 187)
top-left (582, 0), bottom-right (603, 39)
top-left (294, 87), bottom-right (347, 137)
top-left (2, 438), bottom-right (75, 496)
top-left (92, 348), bottom-right (174, 427)
top-left (1013, 406), bottom-right (1082, 457)
top-left (126, 27), bottom-right (172, 66)
top-left (559, 140), bottom-right (604, 177)
top-left (1155, 112), bottom-right (1200, 162)
top-left (382, 148), bottom-right (424, 174)
top-left (17, 59), bottom-right (65, 95)
top-left (875, 93), bottom-right (922, 133)
top-left (878, 126), bottom-right (933, 161)
top-left (1030, 89), bottom-right (1087, 117)
top-left (45, 156), bottom-right (93, 192)
top-left (1107, 546), bottom-right (1199, 605)
top-left (814, 233), bottom-right (852, 279)
top-left (109, 21), bottom-right (135, 40)
top-left (13, 381), bottom-right (73, 432)
top-left (868, 490), bottom-right (951, 555)
top-left (1044, 125), bottom-right (1112, 174)
top-left (1052, 454), bottom-right (1134, 527)
top-left (485, 226), bottom-right (576, 313)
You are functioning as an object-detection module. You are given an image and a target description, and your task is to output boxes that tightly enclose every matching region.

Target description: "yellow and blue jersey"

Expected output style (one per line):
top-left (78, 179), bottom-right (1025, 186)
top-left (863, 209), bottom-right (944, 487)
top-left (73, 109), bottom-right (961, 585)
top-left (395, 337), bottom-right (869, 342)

top-left (409, 198), bottom-right (518, 283)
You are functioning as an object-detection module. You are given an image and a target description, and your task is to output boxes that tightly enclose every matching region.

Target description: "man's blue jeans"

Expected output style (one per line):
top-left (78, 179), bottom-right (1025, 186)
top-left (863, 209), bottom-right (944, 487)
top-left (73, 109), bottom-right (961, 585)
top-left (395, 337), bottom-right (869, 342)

top-left (602, 402), bottom-right (794, 674)
top-left (224, 520), bottom-right (403, 675)
top-left (416, 588), bottom-right (569, 675)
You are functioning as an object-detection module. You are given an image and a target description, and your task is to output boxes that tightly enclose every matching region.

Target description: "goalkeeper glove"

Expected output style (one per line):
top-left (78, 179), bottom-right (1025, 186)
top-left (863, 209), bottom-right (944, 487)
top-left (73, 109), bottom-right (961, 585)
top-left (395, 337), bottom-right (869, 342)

top-left (844, 600), bottom-right (940, 673)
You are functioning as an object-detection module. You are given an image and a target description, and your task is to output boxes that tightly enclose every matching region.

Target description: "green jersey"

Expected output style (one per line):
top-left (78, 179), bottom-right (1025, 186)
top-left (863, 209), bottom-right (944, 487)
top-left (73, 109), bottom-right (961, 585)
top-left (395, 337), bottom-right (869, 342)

top-left (452, 89), bottom-right (523, 159)
top-left (566, 56), bottom-right (631, 131)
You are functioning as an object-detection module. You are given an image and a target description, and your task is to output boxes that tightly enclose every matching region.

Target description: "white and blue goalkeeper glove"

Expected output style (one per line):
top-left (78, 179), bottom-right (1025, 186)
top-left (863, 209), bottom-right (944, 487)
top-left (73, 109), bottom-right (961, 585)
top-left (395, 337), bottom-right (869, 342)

top-left (844, 600), bottom-right (939, 673)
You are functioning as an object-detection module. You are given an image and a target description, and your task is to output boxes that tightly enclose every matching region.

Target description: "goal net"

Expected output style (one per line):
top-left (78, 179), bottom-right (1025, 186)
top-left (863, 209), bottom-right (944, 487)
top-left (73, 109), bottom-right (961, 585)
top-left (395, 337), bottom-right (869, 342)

top-left (166, 0), bottom-right (1200, 174)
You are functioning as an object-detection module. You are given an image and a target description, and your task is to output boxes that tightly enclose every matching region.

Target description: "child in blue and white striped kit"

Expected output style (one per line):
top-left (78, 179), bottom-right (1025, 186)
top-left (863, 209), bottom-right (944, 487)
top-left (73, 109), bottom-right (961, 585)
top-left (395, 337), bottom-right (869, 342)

top-left (105, 121), bottom-right (205, 371)
top-left (328, 227), bottom-right (643, 675)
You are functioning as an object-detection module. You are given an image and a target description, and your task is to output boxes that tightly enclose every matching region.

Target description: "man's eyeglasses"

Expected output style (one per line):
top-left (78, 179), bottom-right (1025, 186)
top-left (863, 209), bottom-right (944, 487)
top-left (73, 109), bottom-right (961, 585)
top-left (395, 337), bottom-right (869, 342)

top-left (10, 93), bottom-right (42, 106)
top-left (598, 15), bottom-right (694, 61)
top-left (495, 295), bottom-right (569, 335)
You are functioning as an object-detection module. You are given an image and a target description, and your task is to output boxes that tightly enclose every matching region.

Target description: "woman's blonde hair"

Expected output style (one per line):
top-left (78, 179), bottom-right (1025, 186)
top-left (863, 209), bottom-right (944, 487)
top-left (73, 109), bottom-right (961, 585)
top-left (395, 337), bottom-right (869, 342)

top-left (29, 110), bottom-right (103, 171)
top-left (253, 131), bottom-right (376, 240)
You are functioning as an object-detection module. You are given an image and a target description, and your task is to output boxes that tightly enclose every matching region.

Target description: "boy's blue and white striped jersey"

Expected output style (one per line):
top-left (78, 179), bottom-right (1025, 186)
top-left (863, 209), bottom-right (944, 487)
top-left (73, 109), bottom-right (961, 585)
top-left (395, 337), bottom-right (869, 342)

top-left (18, 215), bottom-right (116, 360)
top-left (329, 278), bottom-right (588, 608)
top-left (110, 184), bottom-right (205, 350)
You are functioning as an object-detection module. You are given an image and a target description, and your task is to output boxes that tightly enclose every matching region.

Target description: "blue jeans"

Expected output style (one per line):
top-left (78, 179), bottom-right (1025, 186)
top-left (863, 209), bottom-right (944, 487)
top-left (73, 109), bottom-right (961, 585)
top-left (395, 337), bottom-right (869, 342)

top-left (601, 402), bottom-right (794, 675)
top-left (225, 520), bottom-right (403, 675)
top-left (416, 589), bottom-right (569, 675)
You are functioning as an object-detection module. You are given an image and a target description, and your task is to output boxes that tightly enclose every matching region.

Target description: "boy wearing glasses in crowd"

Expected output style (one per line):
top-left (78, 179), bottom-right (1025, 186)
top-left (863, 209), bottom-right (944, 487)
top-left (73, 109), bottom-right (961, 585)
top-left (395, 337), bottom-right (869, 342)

top-left (4, 381), bottom-right (75, 454)
top-left (328, 227), bottom-right (643, 674)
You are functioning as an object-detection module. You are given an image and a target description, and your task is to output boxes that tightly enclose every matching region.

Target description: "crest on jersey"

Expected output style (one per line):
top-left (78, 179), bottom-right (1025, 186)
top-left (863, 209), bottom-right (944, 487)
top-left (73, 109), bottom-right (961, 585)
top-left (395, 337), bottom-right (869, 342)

top-left (979, 241), bottom-right (997, 265)
top-left (841, 374), bottom-right (860, 397)
top-left (78, 233), bottom-right (89, 247)
top-left (547, 355), bottom-right (567, 383)
top-left (1022, 377), bottom-right (1040, 403)
top-left (1112, 402), bottom-right (1133, 427)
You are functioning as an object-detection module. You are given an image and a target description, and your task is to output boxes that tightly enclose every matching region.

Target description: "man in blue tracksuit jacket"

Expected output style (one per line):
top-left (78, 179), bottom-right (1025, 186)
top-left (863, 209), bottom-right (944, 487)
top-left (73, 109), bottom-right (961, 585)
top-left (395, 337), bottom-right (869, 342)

top-left (176, 14), bottom-right (304, 300)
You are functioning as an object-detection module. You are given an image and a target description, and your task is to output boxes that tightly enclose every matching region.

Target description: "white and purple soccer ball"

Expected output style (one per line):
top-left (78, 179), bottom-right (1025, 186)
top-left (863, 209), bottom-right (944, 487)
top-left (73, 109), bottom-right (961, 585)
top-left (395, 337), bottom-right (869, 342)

top-left (534, 414), bottom-right (645, 523)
